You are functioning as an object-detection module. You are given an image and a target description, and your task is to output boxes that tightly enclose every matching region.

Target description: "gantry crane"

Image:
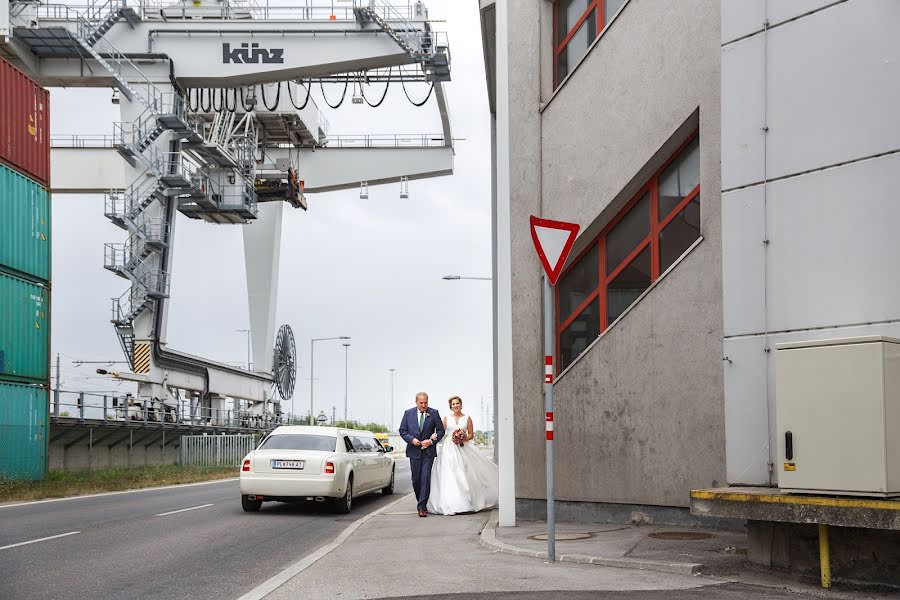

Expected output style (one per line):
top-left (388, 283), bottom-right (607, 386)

top-left (0, 0), bottom-right (454, 424)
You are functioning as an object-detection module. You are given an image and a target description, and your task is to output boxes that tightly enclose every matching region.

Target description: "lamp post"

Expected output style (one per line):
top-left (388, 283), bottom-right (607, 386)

top-left (342, 342), bottom-right (351, 423)
top-left (236, 329), bottom-right (251, 370)
top-left (310, 336), bottom-right (351, 425)
top-left (441, 275), bottom-right (493, 281)
top-left (389, 368), bottom-right (396, 431)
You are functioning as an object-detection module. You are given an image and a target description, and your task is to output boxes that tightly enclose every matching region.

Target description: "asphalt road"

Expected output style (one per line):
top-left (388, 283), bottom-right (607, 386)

top-left (0, 460), bottom-right (412, 600)
top-left (365, 589), bottom-right (869, 600)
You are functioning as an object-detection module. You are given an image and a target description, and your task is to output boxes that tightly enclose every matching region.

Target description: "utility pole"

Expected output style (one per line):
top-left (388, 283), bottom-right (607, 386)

top-left (332, 405), bottom-right (336, 425)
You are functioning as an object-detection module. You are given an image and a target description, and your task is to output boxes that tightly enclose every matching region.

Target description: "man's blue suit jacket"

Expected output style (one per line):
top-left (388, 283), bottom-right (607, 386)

top-left (399, 407), bottom-right (445, 459)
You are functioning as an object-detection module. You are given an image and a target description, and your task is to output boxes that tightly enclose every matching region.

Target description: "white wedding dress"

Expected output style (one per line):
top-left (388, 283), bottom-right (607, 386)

top-left (427, 414), bottom-right (499, 515)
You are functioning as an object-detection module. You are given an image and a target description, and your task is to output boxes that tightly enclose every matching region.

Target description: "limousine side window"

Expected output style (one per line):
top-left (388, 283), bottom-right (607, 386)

top-left (344, 436), bottom-right (355, 452)
top-left (352, 436), bottom-right (378, 452)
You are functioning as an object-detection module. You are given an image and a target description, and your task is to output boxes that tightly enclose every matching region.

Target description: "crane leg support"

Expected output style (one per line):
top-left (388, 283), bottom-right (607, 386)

top-left (818, 523), bottom-right (831, 589)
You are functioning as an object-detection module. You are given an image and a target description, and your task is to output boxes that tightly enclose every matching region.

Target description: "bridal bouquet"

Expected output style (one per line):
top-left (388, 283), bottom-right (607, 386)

top-left (451, 429), bottom-right (467, 446)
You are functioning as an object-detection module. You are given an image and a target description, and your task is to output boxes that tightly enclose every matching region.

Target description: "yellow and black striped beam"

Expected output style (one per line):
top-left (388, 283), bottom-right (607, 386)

top-left (133, 343), bottom-right (151, 374)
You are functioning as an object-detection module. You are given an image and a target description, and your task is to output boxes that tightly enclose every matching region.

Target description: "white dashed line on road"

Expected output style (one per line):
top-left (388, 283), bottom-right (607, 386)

top-left (156, 503), bottom-right (215, 517)
top-left (0, 531), bottom-right (80, 551)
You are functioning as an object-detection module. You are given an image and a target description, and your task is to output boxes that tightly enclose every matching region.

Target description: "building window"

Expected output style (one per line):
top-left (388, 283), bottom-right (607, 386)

top-left (556, 134), bottom-right (701, 372)
top-left (554, 0), bottom-right (627, 87)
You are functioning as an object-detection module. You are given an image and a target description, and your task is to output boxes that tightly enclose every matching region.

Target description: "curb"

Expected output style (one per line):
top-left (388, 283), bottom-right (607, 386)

top-left (478, 510), bottom-right (706, 576)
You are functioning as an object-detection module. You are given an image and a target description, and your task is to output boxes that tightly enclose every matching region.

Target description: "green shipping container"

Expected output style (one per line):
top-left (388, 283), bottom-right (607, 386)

top-left (0, 162), bottom-right (51, 282)
top-left (0, 271), bottom-right (49, 383)
top-left (0, 381), bottom-right (49, 480)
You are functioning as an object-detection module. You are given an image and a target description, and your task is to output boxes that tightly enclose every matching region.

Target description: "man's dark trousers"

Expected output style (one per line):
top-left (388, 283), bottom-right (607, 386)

top-left (410, 451), bottom-right (435, 511)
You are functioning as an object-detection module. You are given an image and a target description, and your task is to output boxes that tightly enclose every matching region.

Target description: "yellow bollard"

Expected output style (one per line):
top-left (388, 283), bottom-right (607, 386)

top-left (818, 523), bottom-right (832, 589)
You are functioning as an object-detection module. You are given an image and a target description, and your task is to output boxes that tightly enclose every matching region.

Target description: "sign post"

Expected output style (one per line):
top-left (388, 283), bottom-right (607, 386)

top-left (529, 216), bottom-right (579, 562)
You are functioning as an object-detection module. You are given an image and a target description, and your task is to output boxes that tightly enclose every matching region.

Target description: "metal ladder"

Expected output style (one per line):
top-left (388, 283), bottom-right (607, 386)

top-left (353, 0), bottom-right (451, 82)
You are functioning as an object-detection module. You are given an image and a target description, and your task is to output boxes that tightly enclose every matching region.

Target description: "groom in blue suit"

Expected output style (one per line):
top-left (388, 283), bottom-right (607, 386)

top-left (399, 392), bottom-right (445, 517)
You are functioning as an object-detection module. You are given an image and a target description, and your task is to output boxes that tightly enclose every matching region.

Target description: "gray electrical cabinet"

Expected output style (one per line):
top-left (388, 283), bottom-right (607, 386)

top-left (775, 336), bottom-right (900, 497)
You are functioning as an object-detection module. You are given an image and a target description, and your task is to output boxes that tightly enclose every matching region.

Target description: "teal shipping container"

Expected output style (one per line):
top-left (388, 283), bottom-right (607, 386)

top-left (0, 271), bottom-right (49, 383)
top-left (0, 381), bottom-right (49, 480)
top-left (0, 162), bottom-right (51, 282)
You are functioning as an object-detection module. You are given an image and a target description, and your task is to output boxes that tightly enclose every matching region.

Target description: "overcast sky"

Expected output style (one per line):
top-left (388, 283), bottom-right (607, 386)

top-left (48, 0), bottom-right (493, 430)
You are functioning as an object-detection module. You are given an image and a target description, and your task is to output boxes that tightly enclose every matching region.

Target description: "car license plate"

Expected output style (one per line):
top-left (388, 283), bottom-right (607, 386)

top-left (272, 460), bottom-right (304, 470)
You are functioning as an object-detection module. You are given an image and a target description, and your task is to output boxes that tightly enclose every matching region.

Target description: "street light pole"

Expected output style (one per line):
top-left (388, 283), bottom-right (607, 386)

top-left (389, 368), bottom-right (396, 431)
top-left (310, 336), bottom-right (351, 426)
top-left (343, 342), bottom-right (351, 423)
top-left (236, 329), bottom-right (251, 370)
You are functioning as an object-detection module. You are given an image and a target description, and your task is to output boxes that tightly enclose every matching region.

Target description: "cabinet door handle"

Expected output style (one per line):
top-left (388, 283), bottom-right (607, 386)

top-left (785, 431), bottom-right (794, 461)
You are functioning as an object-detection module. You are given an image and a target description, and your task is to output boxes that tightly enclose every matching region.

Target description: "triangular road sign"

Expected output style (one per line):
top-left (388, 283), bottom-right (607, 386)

top-left (530, 216), bottom-right (580, 286)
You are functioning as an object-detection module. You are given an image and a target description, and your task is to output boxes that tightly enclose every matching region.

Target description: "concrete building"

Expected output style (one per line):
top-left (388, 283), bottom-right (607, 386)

top-left (481, 0), bottom-right (900, 528)
top-left (482, 0), bottom-right (724, 521)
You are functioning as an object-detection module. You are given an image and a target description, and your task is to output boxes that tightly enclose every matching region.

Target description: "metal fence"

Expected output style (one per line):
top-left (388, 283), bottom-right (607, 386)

top-left (180, 434), bottom-right (258, 467)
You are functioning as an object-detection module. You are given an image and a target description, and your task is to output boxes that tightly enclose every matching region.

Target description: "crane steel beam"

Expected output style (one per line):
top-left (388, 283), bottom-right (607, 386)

top-left (7, 17), bottom-right (428, 87)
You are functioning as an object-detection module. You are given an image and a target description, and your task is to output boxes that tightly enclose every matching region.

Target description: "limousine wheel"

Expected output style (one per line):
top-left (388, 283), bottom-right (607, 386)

top-left (334, 476), bottom-right (353, 514)
top-left (382, 468), bottom-right (394, 495)
top-left (241, 494), bottom-right (262, 512)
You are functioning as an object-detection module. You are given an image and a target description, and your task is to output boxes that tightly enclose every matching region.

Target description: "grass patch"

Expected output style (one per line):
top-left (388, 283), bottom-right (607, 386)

top-left (0, 464), bottom-right (237, 503)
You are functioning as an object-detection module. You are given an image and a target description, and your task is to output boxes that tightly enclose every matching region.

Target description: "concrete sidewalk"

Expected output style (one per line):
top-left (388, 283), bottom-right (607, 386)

top-left (248, 494), bottom-right (896, 600)
top-left (261, 493), bottom-right (710, 599)
top-left (482, 511), bottom-right (747, 576)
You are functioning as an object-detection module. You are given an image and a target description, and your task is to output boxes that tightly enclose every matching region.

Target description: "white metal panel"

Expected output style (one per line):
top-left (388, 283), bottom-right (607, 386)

top-left (720, 0), bottom-right (764, 45)
top-left (766, 153), bottom-right (900, 332)
top-left (720, 34), bottom-right (766, 190)
top-left (722, 186), bottom-right (766, 337)
top-left (765, 0), bottom-right (900, 179)
top-left (886, 341), bottom-right (900, 494)
top-left (775, 339), bottom-right (894, 494)
top-left (49, 148), bottom-right (126, 193)
top-left (723, 336), bottom-right (771, 486)
top-left (0, 0), bottom-right (10, 36)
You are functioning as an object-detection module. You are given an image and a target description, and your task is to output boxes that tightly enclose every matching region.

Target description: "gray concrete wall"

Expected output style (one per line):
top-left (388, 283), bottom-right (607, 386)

top-left (508, 0), bottom-right (724, 507)
top-left (50, 431), bottom-right (180, 472)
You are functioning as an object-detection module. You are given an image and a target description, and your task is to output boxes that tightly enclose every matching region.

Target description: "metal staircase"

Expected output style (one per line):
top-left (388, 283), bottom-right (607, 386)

top-left (58, 0), bottom-right (254, 367)
top-left (353, 0), bottom-right (451, 82)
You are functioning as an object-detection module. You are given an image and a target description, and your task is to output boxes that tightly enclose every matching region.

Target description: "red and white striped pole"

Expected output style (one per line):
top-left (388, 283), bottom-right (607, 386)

top-left (543, 275), bottom-right (556, 561)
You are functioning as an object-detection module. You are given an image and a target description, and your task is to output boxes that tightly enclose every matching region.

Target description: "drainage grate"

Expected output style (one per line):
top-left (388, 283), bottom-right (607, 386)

top-left (528, 532), bottom-right (595, 541)
top-left (648, 531), bottom-right (714, 541)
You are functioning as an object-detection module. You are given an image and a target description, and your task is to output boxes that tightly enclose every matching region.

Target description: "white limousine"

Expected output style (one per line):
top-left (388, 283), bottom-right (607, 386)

top-left (239, 426), bottom-right (395, 513)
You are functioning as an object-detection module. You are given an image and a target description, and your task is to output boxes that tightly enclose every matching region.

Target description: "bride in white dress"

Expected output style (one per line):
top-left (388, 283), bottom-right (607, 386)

top-left (427, 395), bottom-right (499, 515)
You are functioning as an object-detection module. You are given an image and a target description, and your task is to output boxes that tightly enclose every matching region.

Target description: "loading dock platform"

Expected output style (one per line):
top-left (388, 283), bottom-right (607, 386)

top-left (691, 487), bottom-right (900, 588)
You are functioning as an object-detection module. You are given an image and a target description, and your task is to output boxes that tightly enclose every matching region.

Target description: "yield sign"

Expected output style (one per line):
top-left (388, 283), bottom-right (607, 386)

top-left (530, 216), bottom-right (580, 286)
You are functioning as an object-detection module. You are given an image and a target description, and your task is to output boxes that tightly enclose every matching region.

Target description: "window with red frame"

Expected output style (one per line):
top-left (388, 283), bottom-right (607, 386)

top-left (554, 0), bottom-right (627, 86)
top-left (556, 134), bottom-right (701, 372)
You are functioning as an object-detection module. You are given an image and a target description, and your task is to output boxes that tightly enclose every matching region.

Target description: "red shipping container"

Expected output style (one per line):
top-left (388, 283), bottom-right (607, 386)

top-left (0, 58), bottom-right (50, 188)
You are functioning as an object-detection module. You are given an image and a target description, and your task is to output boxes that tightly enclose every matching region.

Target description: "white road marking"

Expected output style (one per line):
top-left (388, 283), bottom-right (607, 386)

top-left (0, 531), bottom-right (80, 551)
top-left (236, 492), bottom-right (413, 600)
top-left (156, 503), bottom-right (214, 517)
top-left (0, 478), bottom-right (237, 510)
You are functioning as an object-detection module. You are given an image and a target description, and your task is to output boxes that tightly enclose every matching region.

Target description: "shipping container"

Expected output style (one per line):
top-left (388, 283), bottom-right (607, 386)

top-left (0, 58), bottom-right (50, 188)
top-left (0, 163), bottom-right (51, 282)
top-left (0, 381), bottom-right (49, 481)
top-left (0, 271), bottom-right (49, 383)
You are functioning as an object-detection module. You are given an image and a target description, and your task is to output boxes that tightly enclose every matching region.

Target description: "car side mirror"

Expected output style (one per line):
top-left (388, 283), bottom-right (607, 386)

top-left (385, 446), bottom-right (393, 453)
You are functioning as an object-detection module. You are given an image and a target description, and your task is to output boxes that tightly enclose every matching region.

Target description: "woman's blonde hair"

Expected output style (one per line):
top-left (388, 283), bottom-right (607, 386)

top-left (448, 395), bottom-right (462, 408)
